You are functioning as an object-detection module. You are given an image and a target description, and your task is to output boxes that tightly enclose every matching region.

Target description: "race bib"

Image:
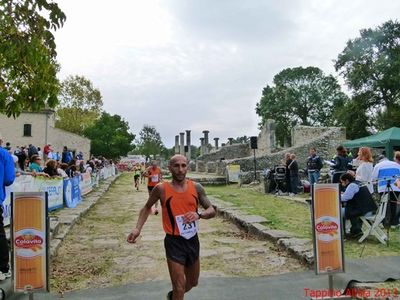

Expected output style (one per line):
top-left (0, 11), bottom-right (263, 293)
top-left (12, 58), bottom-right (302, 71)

top-left (175, 214), bottom-right (198, 240)
top-left (151, 174), bottom-right (159, 183)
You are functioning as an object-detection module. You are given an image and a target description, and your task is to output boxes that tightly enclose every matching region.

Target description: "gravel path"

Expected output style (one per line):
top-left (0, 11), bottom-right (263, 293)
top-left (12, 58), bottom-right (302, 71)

top-left (50, 173), bottom-right (305, 293)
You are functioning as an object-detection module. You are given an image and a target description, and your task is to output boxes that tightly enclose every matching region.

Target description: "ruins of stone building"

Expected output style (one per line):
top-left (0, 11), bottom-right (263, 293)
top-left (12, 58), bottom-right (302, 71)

top-left (189, 120), bottom-right (346, 179)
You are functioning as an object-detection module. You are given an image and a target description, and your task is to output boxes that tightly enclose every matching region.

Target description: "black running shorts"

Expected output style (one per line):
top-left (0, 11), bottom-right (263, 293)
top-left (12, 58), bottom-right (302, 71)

top-left (147, 186), bottom-right (154, 193)
top-left (164, 234), bottom-right (199, 266)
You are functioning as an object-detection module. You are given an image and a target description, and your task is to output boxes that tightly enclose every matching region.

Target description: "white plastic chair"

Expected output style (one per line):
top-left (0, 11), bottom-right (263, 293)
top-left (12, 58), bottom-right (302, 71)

top-left (358, 194), bottom-right (388, 244)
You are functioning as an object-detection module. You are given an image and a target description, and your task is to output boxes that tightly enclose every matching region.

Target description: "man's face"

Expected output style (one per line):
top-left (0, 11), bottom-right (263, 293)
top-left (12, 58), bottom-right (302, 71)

top-left (340, 179), bottom-right (348, 187)
top-left (310, 149), bottom-right (316, 156)
top-left (169, 157), bottom-right (188, 182)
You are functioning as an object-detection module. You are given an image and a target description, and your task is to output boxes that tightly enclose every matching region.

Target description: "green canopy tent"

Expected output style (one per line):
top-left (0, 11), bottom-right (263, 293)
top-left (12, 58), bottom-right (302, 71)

top-left (343, 127), bottom-right (400, 160)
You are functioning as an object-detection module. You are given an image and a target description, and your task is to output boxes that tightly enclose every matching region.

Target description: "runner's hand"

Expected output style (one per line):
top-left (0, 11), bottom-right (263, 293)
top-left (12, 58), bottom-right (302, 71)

top-left (182, 212), bottom-right (199, 224)
top-left (127, 228), bottom-right (140, 243)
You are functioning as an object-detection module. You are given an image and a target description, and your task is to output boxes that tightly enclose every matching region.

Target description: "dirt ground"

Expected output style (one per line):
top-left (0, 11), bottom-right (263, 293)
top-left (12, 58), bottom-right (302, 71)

top-left (50, 173), bottom-right (305, 293)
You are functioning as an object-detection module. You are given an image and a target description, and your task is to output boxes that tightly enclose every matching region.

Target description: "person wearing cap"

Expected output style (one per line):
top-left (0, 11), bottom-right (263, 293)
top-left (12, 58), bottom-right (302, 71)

top-left (372, 152), bottom-right (400, 227)
top-left (0, 132), bottom-right (15, 280)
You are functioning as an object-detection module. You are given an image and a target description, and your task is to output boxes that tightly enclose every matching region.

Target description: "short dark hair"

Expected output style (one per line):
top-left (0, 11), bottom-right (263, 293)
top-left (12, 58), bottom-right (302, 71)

top-left (340, 172), bottom-right (355, 182)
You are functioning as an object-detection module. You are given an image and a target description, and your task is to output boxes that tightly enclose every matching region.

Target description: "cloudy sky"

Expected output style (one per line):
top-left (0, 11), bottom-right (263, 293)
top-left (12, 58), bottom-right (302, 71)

top-left (54, 0), bottom-right (400, 148)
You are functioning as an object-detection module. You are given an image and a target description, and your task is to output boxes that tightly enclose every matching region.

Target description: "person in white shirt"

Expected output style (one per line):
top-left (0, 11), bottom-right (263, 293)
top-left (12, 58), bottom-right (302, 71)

top-left (355, 147), bottom-right (374, 193)
top-left (371, 152), bottom-right (400, 226)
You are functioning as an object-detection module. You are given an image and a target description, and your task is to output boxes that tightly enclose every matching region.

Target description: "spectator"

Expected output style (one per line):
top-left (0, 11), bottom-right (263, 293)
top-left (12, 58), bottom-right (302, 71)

top-left (14, 146), bottom-right (27, 171)
top-left (76, 151), bottom-right (83, 160)
top-left (27, 144), bottom-right (38, 158)
top-left (28, 155), bottom-right (43, 172)
top-left (43, 144), bottom-right (52, 160)
top-left (62, 146), bottom-right (72, 164)
top-left (372, 152), bottom-right (400, 227)
top-left (332, 145), bottom-right (348, 183)
top-left (57, 163), bottom-right (68, 178)
top-left (340, 173), bottom-right (377, 238)
top-left (66, 165), bottom-right (78, 178)
top-left (284, 153), bottom-right (292, 194)
top-left (4, 142), bottom-right (11, 151)
top-left (43, 159), bottom-right (60, 178)
top-left (0, 133), bottom-right (15, 280)
top-left (37, 147), bottom-right (43, 160)
top-left (354, 147), bottom-right (374, 194)
top-left (306, 147), bottom-right (323, 187)
top-left (54, 151), bottom-right (60, 162)
top-left (78, 160), bottom-right (85, 173)
top-left (288, 154), bottom-right (299, 196)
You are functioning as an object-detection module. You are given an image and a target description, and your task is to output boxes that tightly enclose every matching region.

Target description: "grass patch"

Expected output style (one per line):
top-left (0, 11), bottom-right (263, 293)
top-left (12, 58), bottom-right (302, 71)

top-left (205, 185), bottom-right (400, 259)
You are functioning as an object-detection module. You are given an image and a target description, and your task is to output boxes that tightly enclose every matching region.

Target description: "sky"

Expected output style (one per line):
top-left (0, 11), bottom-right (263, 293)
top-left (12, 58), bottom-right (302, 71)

top-left (53, 0), bottom-right (400, 148)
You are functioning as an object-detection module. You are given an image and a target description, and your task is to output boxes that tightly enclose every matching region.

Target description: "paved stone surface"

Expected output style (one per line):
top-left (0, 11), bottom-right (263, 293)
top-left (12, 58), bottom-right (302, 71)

top-left (49, 173), bottom-right (305, 293)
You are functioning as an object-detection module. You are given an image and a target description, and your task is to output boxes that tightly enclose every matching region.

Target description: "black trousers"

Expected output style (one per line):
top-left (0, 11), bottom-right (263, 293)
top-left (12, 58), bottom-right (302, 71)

top-left (0, 206), bottom-right (9, 273)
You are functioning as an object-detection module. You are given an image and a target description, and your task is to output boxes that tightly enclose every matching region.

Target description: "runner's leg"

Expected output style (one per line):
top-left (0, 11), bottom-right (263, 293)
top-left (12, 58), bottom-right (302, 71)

top-left (184, 258), bottom-right (199, 292)
top-left (167, 259), bottom-right (186, 300)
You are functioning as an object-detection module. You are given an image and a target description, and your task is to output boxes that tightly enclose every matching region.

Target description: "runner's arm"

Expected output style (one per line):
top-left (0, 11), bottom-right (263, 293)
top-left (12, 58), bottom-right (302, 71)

top-left (127, 185), bottom-right (162, 243)
top-left (195, 183), bottom-right (216, 219)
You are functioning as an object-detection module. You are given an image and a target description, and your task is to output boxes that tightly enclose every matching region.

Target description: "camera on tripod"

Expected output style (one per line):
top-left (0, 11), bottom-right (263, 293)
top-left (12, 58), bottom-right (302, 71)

top-left (273, 165), bottom-right (287, 194)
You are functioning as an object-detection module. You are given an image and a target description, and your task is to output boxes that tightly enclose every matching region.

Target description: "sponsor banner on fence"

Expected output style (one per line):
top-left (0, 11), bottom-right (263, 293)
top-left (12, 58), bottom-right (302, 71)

top-left (80, 172), bottom-right (93, 195)
top-left (312, 184), bottom-right (344, 275)
top-left (3, 176), bottom-right (63, 226)
top-left (226, 164), bottom-right (240, 183)
top-left (12, 192), bottom-right (49, 292)
top-left (63, 176), bottom-right (81, 208)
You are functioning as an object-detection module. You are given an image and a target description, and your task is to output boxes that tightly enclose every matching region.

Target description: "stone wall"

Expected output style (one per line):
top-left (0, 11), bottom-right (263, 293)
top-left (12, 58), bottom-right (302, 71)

top-left (199, 127), bottom-right (346, 178)
top-left (291, 125), bottom-right (346, 148)
top-left (256, 119), bottom-right (276, 155)
top-left (196, 143), bottom-right (251, 162)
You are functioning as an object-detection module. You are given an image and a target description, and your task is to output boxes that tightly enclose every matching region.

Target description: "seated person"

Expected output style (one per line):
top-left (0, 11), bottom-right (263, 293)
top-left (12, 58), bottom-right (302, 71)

top-left (340, 173), bottom-right (377, 238)
top-left (43, 159), bottom-right (60, 178)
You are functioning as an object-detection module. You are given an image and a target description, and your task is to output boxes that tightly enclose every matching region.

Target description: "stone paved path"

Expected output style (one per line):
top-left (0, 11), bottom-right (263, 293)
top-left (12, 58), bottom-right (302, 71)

top-left (50, 173), bottom-right (305, 293)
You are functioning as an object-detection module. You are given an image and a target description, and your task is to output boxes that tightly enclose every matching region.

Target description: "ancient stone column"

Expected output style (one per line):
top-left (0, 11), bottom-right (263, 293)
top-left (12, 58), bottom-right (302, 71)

top-left (174, 135), bottom-right (180, 154)
top-left (200, 137), bottom-right (205, 156)
top-left (186, 130), bottom-right (191, 159)
top-left (203, 130), bottom-right (209, 154)
top-left (179, 132), bottom-right (185, 155)
top-left (214, 137), bottom-right (219, 150)
top-left (228, 138), bottom-right (234, 145)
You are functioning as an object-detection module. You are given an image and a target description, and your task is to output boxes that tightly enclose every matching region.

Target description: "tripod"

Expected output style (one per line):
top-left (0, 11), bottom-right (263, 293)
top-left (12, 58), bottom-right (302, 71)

top-left (360, 178), bottom-right (399, 256)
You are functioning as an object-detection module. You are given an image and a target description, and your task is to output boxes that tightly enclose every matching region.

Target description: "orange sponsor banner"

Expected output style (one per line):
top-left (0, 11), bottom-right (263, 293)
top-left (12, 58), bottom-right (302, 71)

top-left (312, 184), bottom-right (345, 275)
top-left (12, 192), bottom-right (49, 292)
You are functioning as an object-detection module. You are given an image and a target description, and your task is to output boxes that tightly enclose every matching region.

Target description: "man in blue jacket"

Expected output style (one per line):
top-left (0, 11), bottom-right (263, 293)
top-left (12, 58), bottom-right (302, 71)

top-left (0, 135), bottom-right (16, 280)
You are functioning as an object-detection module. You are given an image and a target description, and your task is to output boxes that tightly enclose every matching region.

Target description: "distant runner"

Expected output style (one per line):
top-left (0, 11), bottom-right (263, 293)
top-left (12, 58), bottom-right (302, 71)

top-left (133, 163), bottom-right (141, 191)
top-left (127, 155), bottom-right (216, 300)
top-left (144, 160), bottom-right (162, 214)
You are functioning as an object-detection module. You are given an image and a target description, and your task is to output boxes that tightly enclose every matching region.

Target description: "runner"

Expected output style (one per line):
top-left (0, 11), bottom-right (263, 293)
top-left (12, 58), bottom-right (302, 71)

top-left (127, 155), bottom-right (216, 300)
top-left (133, 163), bottom-right (141, 191)
top-left (140, 162), bottom-right (146, 184)
top-left (144, 160), bottom-right (162, 214)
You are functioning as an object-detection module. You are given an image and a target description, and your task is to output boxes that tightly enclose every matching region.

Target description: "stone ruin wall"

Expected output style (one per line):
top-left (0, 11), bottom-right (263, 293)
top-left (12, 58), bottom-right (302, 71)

top-left (194, 126), bottom-right (346, 176)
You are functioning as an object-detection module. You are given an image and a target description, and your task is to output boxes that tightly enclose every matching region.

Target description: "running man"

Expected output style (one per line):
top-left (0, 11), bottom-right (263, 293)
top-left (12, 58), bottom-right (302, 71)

top-left (133, 163), bottom-right (141, 191)
top-left (144, 160), bottom-right (163, 214)
top-left (127, 155), bottom-right (216, 300)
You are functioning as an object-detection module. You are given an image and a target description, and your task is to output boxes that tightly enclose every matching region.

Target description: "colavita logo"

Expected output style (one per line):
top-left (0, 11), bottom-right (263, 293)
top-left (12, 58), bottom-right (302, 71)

top-left (15, 235), bottom-right (43, 248)
top-left (316, 222), bottom-right (338, 233)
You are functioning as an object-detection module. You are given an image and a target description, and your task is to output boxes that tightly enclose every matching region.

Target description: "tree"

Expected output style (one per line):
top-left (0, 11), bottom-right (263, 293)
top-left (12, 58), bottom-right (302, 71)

top-left (335, 20), bottom-right (400, 131)
top-left (83, 112), bottom-right (135, 159)
top-left (335, 95), bottom-right (370, 139)
top-left (0, 0), bottom-right (66, 117)
top-left (136, 125), bottom-right (164, 161)
top-left (256, 67), bottom-right (348, 146)
top-left (56, 75), bottom-right (103, 135)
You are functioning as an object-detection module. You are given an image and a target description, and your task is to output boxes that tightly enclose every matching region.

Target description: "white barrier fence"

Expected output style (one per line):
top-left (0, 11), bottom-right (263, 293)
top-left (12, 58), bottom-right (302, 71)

top-left (2, 166), bottom-right (116, 226)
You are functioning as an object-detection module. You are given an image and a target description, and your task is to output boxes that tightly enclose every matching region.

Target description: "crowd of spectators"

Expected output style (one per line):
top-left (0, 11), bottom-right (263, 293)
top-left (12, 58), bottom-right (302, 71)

top-left (2, 142), bottom-right (115, 180)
